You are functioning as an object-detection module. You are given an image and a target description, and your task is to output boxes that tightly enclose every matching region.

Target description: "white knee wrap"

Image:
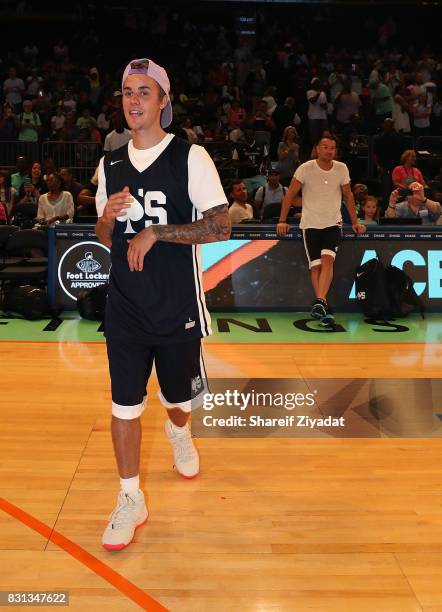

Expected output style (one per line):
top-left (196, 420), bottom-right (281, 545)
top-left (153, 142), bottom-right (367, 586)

top-left (112, 396), bottom-right (147, 419)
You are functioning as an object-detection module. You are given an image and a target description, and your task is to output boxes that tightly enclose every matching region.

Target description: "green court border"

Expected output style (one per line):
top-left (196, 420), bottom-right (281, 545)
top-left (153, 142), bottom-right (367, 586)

top-left (0, 312), bottom-right (440, 344)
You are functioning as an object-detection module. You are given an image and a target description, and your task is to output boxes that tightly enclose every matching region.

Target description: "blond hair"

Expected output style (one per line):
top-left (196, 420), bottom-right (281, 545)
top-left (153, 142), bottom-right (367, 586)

top-left (361, 195), bottom-right (380, 221)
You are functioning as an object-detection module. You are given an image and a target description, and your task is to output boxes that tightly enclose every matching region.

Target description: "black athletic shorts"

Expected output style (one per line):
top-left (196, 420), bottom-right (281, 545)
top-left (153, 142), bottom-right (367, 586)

top-left (302, 225), bottom-right (342, 269)
top-left (106, 336), bottom-right (206, 418)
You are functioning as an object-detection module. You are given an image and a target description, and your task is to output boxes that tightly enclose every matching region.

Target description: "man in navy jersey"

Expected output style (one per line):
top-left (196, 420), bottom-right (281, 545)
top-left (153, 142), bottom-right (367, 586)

top-left (95, 58), bottom-right (230, 550)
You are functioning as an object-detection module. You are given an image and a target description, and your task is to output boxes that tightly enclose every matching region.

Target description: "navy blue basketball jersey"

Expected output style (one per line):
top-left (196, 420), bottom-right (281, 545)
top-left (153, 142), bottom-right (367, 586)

top-left (103, 137), bottom-right (211, 344)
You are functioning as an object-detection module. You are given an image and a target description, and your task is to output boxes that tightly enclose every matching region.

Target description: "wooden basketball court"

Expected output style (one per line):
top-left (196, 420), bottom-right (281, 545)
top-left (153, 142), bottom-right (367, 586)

top-left (1, 320), bottom-right (442, 611)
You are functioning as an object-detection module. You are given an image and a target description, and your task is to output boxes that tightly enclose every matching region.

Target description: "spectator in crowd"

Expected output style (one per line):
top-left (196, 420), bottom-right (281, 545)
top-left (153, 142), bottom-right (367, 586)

top-left (353, 183), bottom-right (369, 214)
top-left (77, 108), bottom-right (97, 131)
top-left (18, 161), bottom-right (46, 201)
top-left (0, 104), bottom-right (18, 140)
top-left (228, 179), bottom-right (254, 224)
top-left (87, 119), bottom-right (102, 144)
top-left (36, 171), bottom-right (74, 225)
top-left (171, 83), bottom-right (190, 120)
top-left (392, 86), bottom-right (411, 133)
top-left (103, 113), bottom-right (132, 152)
top-left (64, 111), bottom-right (80, 141)
top-left (50, 104), bottom-right (66, 137)
top-left (109, 90), bottom-right (123, 114)
top-left (271, 97), bottom-right (301, 158)
top-left (277, 125), bottom-right (300, 186)
top-left (32, 88), bottom-right (52, 135)
top-left (392, 149), bottom-right (426, 189)
top-left (244, 61), bottom-right (267, 111)
top-left (0, 171), bottom-right (16, 220)
top-left (3, 67), bottom-right (25, 112)
top-left (229, 123), bottom-right (245, 144)
top-left (77, 166), bottom-right (99, 218)
top-left (306, 77), bottom-right (328, 145)
top-left (17, 99), bottom-right (42, 142)
top-left (254, 167), bottom-right (288, 217)
top-left (370, 73), bottom-right (393, 125)
top-left (42, 159), bottom-right (56, 182)
top-left (14, 179), bottom-right (39, 226)
top-left (59, 167), bottom-right (84, 208)
top-left (11, 156), bottom-right (30, 191)
top-left (30, 161), bottom-right (45, 191)
top-left (26, 68), bottom-right (43, 99)
top-left (412, 91), bottom-right (432, 137)
top-left (62, 90), bottom-right (77, 114)
top-left (251, 99), bottom-right (274, 148)
top-left (18, 179), bottom-right (39, 206)
top-left (262, 86), bottom-right (278, 116)
top-left (227, 99), bottom-right (246, 129)
top-left (0, 199), bottom-right (7, 224)
top-left (385, 62), bottom-right (402, 95)
top-left (88, 67), bottom-right (101, 109)
top-left (328, 63), bottom-right (347, 100)
top-left (334, 80), bottom-right (362, 130)
top-left (358, 195), bottom-right (380, 225)
top-left (97, 104), bottom-right (111, 137)
top-left (181, 117), bottom-right (199, 144)
top-left (340, 114), bottom-right (367, 183)
top-left (386, 181), bottom-right (441, 224)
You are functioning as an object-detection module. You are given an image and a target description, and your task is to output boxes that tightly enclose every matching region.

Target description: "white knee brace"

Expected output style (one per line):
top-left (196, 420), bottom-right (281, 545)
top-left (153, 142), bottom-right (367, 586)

top-left (112, 396), bottom-right (147, 419)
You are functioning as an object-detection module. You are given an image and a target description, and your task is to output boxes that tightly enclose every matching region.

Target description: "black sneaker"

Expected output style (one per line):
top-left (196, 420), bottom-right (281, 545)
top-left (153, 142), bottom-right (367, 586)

top-left (310, 299), bottom-right (327, 320)
top-left (320, 304), bottom-right (335, 327)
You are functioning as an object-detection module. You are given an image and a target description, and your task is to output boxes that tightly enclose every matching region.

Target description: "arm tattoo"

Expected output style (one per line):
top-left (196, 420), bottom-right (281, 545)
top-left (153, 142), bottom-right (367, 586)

top-left (152, 203), bottom-right (231, 244)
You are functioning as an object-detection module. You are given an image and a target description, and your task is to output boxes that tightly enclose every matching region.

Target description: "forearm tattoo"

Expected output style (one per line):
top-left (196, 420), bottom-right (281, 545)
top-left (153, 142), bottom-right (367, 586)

top-left (152, 204), bottom-right (231, 244)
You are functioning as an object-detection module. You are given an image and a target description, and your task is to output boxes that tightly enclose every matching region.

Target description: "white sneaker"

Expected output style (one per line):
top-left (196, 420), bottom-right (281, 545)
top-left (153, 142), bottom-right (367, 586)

top-left (102, 490), bottom-right (148, 551)
top-left (165, 420), bottom-right (199, 479)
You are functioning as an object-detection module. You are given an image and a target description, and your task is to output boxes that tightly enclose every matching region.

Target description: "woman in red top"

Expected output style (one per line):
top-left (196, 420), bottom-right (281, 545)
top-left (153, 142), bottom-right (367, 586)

top-left (392, 149), bottom-right (426, 189)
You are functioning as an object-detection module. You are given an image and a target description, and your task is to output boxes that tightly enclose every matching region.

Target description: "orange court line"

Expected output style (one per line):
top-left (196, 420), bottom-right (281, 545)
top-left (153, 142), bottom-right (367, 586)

top-left (207, 341), bottom-right (437, 346)
top-left (202, 240), bottom-right (278, 291)
top-left (0, 497), bottom-right (168, 612)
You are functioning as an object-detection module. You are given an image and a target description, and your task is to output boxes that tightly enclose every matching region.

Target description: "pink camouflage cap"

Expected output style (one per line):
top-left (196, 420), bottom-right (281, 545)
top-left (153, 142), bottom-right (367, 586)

top-left (121, 58), bottom-right (172, 128)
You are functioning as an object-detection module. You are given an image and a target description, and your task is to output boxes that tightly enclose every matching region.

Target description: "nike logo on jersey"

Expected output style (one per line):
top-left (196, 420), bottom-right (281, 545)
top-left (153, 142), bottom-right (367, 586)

top-left (356, 272), bottom-right (364, 277)
top-left (110, 160), bottom-right (123, 165)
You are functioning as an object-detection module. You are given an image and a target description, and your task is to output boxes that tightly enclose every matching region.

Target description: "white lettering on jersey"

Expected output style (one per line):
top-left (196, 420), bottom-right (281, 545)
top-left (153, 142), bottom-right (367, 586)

top-left (116, 190), bottom-right (168, 233)
top-left (143, 191), bottom-right (167, 227)
top-left (116, 195), bottom-right (144, 234)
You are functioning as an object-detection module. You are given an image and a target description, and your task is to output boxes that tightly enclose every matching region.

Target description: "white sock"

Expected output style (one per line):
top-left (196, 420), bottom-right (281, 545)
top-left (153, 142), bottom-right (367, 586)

top-left (120, 475), bottom-right (140, 495)
top-left (168, 419), bottom-right (188, 434)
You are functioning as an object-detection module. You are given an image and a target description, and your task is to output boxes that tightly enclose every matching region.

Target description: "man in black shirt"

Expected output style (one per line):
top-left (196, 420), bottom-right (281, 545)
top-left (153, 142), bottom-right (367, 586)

top-left (96, 58), bottom-right (230, 551)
